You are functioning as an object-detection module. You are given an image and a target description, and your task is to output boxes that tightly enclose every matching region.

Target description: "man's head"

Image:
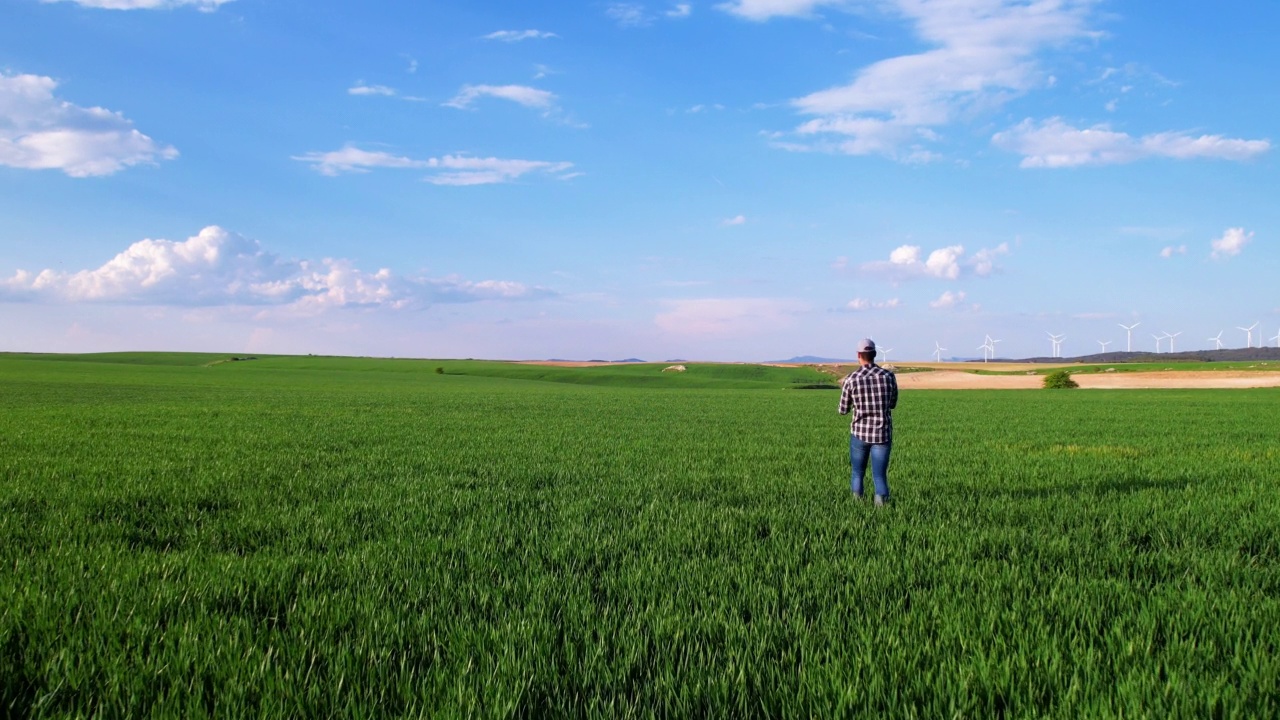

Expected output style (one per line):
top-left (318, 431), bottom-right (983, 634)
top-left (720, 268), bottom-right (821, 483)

top-left (857, 337), bottom-right (876, 364)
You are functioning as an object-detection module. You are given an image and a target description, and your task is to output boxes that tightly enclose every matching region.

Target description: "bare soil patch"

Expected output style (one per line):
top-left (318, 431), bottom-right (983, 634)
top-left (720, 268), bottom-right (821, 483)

top-left (897, 370), bottom-right (1280, 390)
top-left (514, 360), bottom-right (1280, 389)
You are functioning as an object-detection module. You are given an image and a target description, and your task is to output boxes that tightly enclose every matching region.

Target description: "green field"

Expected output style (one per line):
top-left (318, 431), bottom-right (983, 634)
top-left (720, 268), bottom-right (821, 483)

top-left (2, 353), bottom-right (1278, 717)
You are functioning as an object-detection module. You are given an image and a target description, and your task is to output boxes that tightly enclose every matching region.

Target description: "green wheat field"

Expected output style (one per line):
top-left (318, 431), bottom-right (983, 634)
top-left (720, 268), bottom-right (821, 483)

top-left (2, 353), bottom-right (1278, 718)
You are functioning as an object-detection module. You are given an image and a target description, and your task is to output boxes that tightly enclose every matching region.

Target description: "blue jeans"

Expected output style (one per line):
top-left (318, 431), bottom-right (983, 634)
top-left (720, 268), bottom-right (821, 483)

top-left (850, 435), bottom-right (891, 499)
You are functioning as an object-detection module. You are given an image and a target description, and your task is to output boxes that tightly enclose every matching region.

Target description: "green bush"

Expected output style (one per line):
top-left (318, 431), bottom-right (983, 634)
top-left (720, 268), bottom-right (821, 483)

top-left (1043, 369), bottom-right (1079, 389)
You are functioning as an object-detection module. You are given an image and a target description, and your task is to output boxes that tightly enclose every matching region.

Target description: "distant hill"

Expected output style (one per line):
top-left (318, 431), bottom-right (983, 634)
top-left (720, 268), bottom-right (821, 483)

top-left (771, 355), bottom-right (855, 364)
top-left (545, 358), bottom-right (646, 363)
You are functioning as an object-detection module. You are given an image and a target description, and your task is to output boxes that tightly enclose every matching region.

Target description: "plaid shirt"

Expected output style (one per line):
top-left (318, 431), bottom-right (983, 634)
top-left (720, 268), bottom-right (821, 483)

top-left (838, 363), bottom-right (898, 443)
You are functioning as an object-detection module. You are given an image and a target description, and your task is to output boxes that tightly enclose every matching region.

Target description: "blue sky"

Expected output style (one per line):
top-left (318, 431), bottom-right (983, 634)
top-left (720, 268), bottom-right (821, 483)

top-left (2, 0), bottom-right (1276, 361)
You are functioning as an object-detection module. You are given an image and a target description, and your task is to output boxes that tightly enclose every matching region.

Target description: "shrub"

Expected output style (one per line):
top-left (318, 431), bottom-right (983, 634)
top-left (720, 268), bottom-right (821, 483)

top-left (435, 367), bottom-right (445, 375)
top-left (1043, 369), bottom-right (1078, 389)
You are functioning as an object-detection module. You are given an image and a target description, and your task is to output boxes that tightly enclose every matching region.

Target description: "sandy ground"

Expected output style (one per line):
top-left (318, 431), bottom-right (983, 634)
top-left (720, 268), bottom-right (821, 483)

top-left (514, 360), bottom-right (1280, 389)
top-left (895, 369), bottom-right (1280, 390)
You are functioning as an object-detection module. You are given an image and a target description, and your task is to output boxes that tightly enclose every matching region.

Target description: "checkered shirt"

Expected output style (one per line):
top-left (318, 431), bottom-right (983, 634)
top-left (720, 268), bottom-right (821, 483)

top-left (838, 363), bottom-right (898, 443)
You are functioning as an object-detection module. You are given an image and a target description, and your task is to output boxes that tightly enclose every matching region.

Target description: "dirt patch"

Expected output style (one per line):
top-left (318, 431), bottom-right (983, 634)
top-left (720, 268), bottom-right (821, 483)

top-left (512, 360), bottom-right (1280, 389)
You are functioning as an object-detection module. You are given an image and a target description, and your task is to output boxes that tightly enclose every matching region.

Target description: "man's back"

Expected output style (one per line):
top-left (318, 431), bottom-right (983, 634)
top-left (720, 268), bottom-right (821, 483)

top-left (838, 364), bottom-right (898, 443)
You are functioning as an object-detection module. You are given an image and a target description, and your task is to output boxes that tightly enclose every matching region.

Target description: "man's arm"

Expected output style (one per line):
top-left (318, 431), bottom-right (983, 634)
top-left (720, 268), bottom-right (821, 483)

top-left (887, 372), bottom-right (899, 410)
top-left (838, 376), bottom-right (854, 415)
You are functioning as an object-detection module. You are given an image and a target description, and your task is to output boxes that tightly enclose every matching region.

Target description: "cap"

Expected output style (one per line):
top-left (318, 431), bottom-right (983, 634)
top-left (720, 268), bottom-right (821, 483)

top-left (857, 338), bottom-right (876, 353)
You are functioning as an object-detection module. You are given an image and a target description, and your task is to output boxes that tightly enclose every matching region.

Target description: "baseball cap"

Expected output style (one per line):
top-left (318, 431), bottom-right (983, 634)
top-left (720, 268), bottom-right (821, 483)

top-left (857, 338), bottom-right (876, 353)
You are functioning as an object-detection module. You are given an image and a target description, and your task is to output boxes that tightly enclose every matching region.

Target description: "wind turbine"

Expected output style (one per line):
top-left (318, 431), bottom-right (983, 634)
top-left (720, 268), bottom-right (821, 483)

top-left (1271, 331), bottom-right (1280, 349)
top-left (1209, 331), bottom-right (1224, 350)
top-left (1152, 333), bottom-right (1164, 353)
top-left (1165, 331), bottom-right (1182, 354)
top-left (1239, 322), bottom-right (1259, 349)
top-left (881, 347), bottom-right (893, 363)
top-left (1097, 340), bottom-right (1111, 353)
top-left (978, 333), bottom-right (998, 362)
top-left (933, 341), bottom-right (947, 362)
top-left (1046, 332), bottom-right (1064, 358)
top-left (1118, 322), bottom-right (1140, 352)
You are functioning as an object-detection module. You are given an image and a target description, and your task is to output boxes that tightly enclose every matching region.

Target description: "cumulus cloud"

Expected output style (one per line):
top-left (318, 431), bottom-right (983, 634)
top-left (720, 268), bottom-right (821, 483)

top-left (929, 290), bottom-right (966, 309)
top-left (969, 243), bottom-right (1010, 276)
top-left (667, 3), bottom-right (692, 17)
top-left (858, 242), bottom-right (1009, 281)
top-left (483, 30), bottom-right (558, 42)
top-left (846, 297), bottom-right (900, 311)
top-left (654, 298), bottom-right (809, 337)
top-left (443, 84), bottom-right (557, 111)
top-left (1160, 245), bottom-right (1186, 259)
top-left (993, 118), bottom-right (1271, 167)
top-left (0, 72), bottom-right (177, 177)
top-left (41, 0), bottom-right (233, 10)
top-left (717, 0), bottom-right (843, 20)
top-left (292, 145), bottom-right (575, 185)
top-left (0, 226), bottom-right (550, 312)
top-left (874, 245), bottom-right (958, 279)
top-left (780, 0), bottom-right (1097, 160)
top-left (721, 215), bottom-right (747, 226)
top-left (1210, 228), bottom-right (1252, 260)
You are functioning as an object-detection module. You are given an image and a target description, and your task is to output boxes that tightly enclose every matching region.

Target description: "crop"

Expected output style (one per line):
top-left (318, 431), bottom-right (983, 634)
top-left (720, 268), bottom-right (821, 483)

top-left (1, 354), bottom-right (1278, 717)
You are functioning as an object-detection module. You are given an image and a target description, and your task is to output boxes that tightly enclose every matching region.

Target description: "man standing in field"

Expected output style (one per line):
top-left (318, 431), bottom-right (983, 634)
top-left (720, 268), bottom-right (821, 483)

top-left (839, 338), bottom-right (899, 506)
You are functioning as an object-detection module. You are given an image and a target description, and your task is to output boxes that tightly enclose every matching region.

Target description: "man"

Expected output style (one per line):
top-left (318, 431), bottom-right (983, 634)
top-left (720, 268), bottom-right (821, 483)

top-left (838, 338), bottom-right (899, 506)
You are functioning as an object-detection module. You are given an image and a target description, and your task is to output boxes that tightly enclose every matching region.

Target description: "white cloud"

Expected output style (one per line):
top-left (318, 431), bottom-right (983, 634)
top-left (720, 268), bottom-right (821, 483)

top-left (291, 146), bottom-right (431, 176)
top-left (721, 214), bottom-right (747, 226)
top-left (0, 72), bottom-right (177, 177)
top-left (858, 242), bottom-right (1009, 281)
top-left (929, 290), bottom-right (966, 309)
top-left (667, 3), bottom-right (693, 17)
top-left (883, 244), bottom-right (959, 279)
top-left (969, 242), bottom-right (1009, 276)
top-left (0, 226), bottom-right (550, 312)
top-left (41, 0), bottom-right (232, 10)
top-left (607, 3), bottom-right (651, 27)
top-left (348, 83), bottom-right (397, 97)
top-left (292, 145), bottom-right (575, 185)
top-left (654, 298), bottom-right (808, 337)
top-left (443, 84), bottom-right (557, 111)
top-left (425, 155), bottom-right (575, 186)
top-left (992, 118), bottom-right (1271, 167)
top-left (483, 30), bottom-right (558, 42)
top-left (1160, 245), bottom-right (1186, 259)
top-left (1210, 227), bottom-right (1252, 260)
top-left (846, 297), bottom-right (900, 311)
top-left (717, 0), bottom-right (843, 21)
top-left (782, 0), bottom-right (1097, 160)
